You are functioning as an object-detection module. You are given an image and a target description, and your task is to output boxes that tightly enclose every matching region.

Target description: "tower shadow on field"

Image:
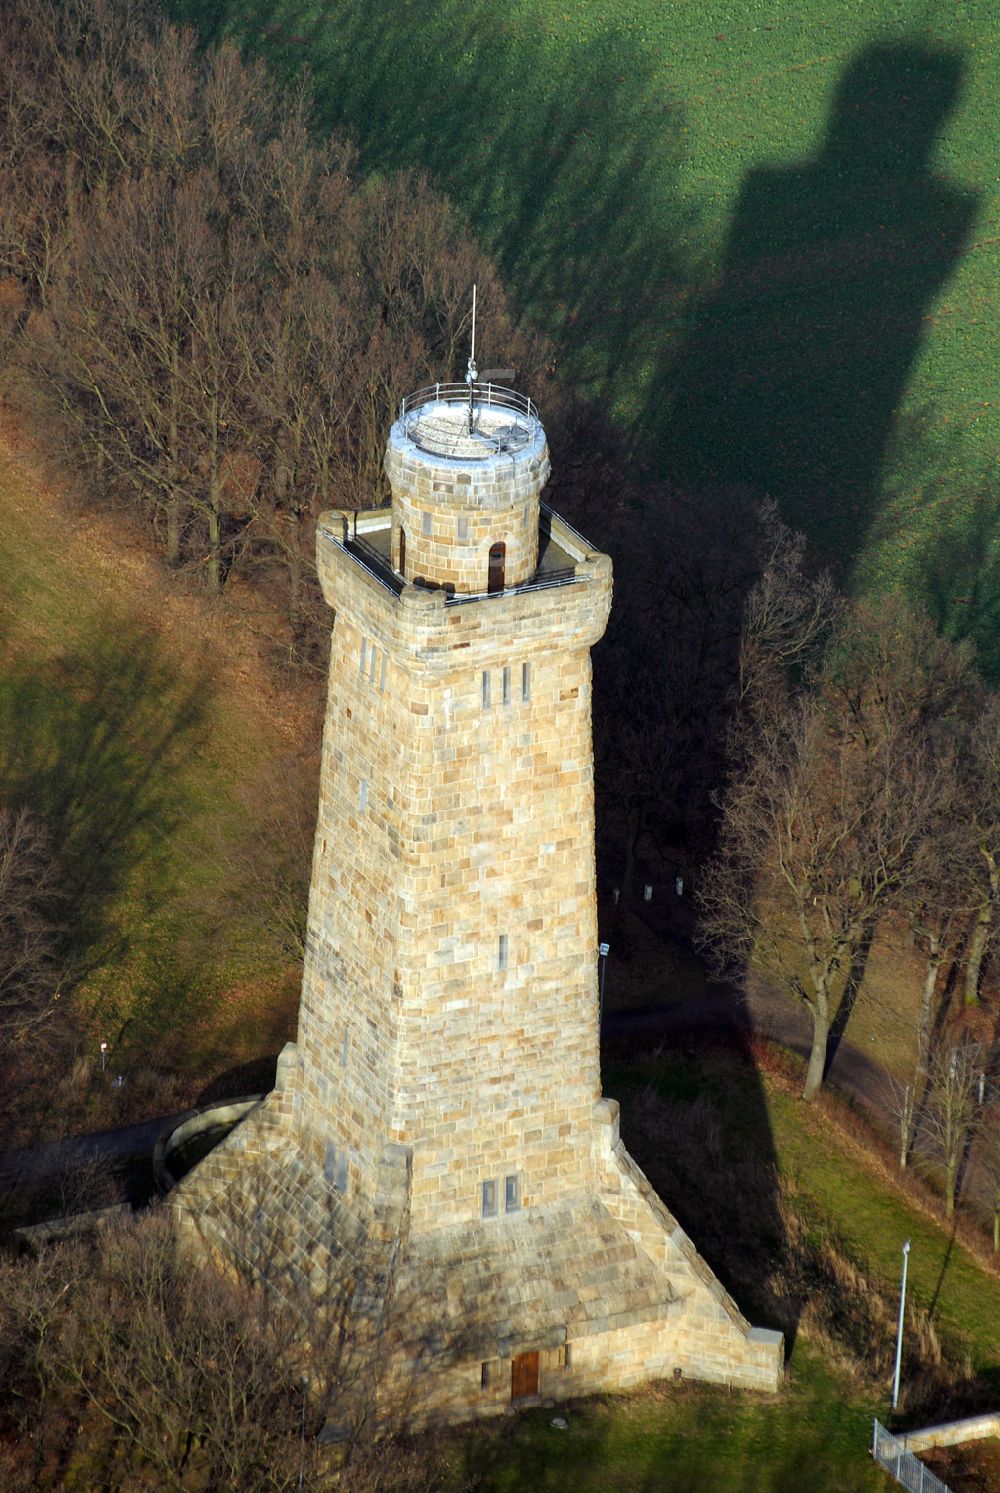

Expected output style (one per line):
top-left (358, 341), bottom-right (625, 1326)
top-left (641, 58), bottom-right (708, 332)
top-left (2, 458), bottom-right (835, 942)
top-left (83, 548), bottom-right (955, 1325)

top-left (659, 41), bottom-right (976, 578)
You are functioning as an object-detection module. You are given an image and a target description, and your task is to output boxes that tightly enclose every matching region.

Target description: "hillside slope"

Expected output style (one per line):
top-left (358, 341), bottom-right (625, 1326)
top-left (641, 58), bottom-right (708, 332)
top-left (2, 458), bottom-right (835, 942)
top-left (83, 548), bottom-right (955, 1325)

top-left (0, 400), bottom-right (320, 1132)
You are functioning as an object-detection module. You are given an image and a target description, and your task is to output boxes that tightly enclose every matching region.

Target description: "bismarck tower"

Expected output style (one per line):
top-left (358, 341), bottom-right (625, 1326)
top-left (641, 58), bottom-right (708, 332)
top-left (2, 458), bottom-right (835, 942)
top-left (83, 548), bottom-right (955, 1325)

top-left (172, 370), bottom-right (783, 1425)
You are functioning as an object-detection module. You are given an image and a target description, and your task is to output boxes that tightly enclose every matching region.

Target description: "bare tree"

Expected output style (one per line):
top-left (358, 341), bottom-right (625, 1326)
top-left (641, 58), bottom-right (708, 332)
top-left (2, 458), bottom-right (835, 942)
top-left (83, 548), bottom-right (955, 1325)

top-left (733, 500), bottom-right (839, 747)
top-left (0, 805), bottom-right (64, 1068)
top-left (889, 737), bottom-right (978, 1167)
top-left (29, 164), bottom-right (265, 586)
top-left (699, 598), bottom-right (963, 1100)
top-left (922, 1038), bottom-right (985, 1218)
top-left (957, 696), bottom-right (1000, 1006)
top-left (50, 1212), bottom-right (314, 1490)
top-left (979, 1102), bottom-right (1000, 1252)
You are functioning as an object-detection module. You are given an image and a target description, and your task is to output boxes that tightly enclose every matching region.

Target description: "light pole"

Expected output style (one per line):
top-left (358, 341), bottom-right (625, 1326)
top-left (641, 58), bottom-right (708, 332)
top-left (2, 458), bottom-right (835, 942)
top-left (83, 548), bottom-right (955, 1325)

top-left (100, 1040), bottom-right (108, 1074)
top-left (599, 943), bottom-right (610, 1028)
top-left (892, 1239), bottom-right (911, 1411)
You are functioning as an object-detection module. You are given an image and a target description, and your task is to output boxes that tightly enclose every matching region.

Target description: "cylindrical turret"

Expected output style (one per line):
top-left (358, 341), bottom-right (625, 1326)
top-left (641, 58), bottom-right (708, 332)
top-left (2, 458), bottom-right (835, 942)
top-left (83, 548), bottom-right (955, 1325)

top-left (384, 383), bottom-right (550, 595)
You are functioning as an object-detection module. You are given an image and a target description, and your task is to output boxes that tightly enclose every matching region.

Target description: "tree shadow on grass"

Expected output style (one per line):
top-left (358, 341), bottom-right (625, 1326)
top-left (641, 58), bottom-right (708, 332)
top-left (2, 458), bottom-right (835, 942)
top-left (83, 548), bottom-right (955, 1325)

top-left (656, 40), bottom-right (977, 581)
top-left (0, 623), bottom-right (210, 990)
top-left (166, 0), bottom-right (699, 436)
top-left (907, 468), bottom-right (1000, 681)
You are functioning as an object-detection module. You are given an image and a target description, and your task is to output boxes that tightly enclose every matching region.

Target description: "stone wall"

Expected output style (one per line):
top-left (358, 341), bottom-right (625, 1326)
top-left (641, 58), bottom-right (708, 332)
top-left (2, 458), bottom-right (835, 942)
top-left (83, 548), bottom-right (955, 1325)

top-left (384, 414), bottom-right (549, 593)
top-left (294, 517), bottom-right (613, 1232)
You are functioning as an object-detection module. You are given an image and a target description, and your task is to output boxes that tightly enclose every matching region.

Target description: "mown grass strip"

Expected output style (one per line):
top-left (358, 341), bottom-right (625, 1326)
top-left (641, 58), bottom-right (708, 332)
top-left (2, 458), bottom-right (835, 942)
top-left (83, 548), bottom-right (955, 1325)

top-left (767, 1084), bottom-right (1000, 1371)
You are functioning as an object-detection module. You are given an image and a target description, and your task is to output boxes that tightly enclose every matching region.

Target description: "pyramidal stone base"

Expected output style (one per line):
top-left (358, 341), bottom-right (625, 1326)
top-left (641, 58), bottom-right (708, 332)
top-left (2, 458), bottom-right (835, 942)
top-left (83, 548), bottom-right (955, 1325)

top-left (170, 1044), bottom-right (782, 1430)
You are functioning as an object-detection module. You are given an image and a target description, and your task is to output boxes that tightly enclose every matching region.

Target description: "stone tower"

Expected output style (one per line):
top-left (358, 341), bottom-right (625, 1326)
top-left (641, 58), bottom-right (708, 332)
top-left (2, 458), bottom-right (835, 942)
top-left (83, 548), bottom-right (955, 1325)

top-left (172, 380), bottom-right (782, 1426)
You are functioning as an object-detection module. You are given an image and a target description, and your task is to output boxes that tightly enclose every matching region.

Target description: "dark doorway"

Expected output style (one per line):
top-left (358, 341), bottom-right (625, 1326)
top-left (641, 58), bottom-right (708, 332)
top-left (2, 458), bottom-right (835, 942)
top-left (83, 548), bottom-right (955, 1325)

top-left (488, 541), bottom-right (506, 594)
top-left (398, 526), bottom-right (406, 578)
top-left (511, 1350), bottom-right (539, 1401)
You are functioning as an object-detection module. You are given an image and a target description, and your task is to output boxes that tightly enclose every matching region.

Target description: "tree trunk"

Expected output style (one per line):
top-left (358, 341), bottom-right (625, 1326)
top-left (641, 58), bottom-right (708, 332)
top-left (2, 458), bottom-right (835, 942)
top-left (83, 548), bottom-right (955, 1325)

top-left (919, 940), bottom-right (941, 1070)
top-left (166, 493), bottom-right (183, 565)
top-left (620, 803), bottom-right (640, 910)
top-left (946, 1154), bottom-right (959, 1218)
top-left (802, 996), bottom-right (829, 1101)
top-left (898, 1083), bottom-right (914, 1170)
top-left (207, 503), bottom-right (221, 593)
top-left (206, 401), bottom-right (222, 593)
top-left (964, 900), bottom-right (991, 1007)
top-left (287, 524), bottom-right (302, 640)
top-left (994, 1208), bottom-right (999, 1253)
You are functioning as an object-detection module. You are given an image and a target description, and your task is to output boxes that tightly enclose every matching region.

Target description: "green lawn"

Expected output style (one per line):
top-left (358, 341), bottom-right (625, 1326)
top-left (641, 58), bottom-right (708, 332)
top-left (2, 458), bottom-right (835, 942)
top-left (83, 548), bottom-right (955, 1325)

top-left (412, 1040), bottom-right (1000, 1490)
top-left (167, 0), bottom-right (1000, 671)
top-left (768, 1086), bottom-right (1000, 1374)
top-left (443, 1343), bottom-right (888, 1492)
top-left (0, 448), bottom-right (305, 1107)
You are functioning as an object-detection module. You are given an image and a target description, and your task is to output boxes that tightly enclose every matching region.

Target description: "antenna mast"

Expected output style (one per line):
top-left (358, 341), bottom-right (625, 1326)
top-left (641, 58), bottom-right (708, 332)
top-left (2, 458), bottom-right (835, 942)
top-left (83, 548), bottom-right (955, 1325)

top-left (466, 283), bottom-right (478, 435)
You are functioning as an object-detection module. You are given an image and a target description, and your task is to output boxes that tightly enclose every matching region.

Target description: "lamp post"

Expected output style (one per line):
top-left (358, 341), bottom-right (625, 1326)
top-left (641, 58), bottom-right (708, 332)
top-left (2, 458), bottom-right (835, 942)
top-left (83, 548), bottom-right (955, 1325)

top-left (598, 943), bottom-right (610, 1028)
top-left (892, 1239), bottom-right (911, 1411)
top-left (100, 1040), bottom-right (108, 1074)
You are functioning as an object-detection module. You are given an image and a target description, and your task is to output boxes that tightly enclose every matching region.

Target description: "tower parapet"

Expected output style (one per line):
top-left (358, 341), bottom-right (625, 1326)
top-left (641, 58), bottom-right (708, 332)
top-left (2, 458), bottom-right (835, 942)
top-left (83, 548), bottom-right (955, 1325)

top-left (385, 383), bottom-right (550, 594)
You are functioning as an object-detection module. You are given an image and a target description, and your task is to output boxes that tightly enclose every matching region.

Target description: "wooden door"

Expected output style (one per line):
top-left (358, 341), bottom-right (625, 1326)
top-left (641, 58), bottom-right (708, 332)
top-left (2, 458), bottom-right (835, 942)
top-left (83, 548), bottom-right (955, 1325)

top-left (398, 525), bottom-right (406, 577)
top-left (487, 541), bottom-right (505, 594)
top-left (511, 1351), bottom-right (539, 1400)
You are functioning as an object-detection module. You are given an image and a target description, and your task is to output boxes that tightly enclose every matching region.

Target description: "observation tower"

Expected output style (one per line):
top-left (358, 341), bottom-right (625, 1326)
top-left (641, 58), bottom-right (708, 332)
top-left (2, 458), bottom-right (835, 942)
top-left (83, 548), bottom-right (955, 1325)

top-left (171, 360), bottom-right (782, 1425)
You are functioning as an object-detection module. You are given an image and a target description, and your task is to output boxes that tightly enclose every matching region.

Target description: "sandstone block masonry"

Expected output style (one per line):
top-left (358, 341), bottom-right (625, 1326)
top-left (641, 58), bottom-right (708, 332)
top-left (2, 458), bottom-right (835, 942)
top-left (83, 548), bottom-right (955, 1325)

top-left (170, 387), bottom-right (783, 1426)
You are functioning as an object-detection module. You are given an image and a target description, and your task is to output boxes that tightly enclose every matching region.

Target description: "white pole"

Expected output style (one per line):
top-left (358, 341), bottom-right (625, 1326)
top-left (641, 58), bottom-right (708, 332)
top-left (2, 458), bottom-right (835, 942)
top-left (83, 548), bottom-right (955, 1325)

top-left (471, 282), bottom-right (477, 366)
top-left (892, 1239), bottom-right (911, 1411)
top-left (599, 943), bottom-right (609, 1028)
top-left (468, 283), bottom-right (478, 433)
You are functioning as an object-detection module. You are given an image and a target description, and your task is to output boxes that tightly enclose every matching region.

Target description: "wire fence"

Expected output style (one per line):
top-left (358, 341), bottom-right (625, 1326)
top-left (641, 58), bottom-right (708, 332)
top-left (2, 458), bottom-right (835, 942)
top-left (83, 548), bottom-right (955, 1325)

top-left (872, 1421), bottom-right (952, 1493)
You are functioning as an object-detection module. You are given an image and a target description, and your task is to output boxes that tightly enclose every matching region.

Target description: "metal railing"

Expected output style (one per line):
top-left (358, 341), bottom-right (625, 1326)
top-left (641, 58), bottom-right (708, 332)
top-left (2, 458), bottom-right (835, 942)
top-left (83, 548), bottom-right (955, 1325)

top-left (873, 1421), bottom-right (952, 1493)
top-left (325, 511), bottom-right (585, 604)
top-left (445, 567), bottom-right (579, 606)
top-left (320, 526), bottom-right (401, 598)
top-left (399, 383), bottom-right (540, 458)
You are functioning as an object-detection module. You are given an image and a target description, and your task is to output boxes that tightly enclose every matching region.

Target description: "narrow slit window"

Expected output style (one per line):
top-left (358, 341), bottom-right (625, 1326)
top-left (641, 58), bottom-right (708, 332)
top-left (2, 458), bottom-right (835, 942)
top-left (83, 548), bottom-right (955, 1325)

top-left (341, 1029), bottom-right (350, 1066)
top-left (481, 1361), bottom-right (491, 1391)
top-left (359, 779), bottom-right (368, 812)
top-left (564, 1344), bottom-right (572, 1371)
top-left (521, 661), bottom-right (531, 701)
top-left (336, 1152), bottom-right (348, 1193)
top-left (457, 515), bottom-right (469, 542)
top-left (481, 1179), bottom-right (498, 1218)
top-left (502, 666), bottom-right (511, 706)
top-left (359, 637), bottom-right (367, 674)
top-left (498, 934), bottom-right (509, 971)
top-left (422, 510), bottom-right (432, 536)
top-left (324, 1141), bottom-right (336, 1183)
top-left (504, 1174), bottom-right (521, 1213)
top-left (379, 652), bottom-right (388, 693)
top-left (481, 670), bottom-right (491, 710)
top-left (369, 646), bottom-right (378, 683)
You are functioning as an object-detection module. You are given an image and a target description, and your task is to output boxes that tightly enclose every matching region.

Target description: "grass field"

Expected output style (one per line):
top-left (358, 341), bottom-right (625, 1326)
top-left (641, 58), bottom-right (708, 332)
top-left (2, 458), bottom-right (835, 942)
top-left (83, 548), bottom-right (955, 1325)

top-left (427, 1042), bottom-right (1000, 1489)
top-left (167, 0), bottom-right (1000, 671)
top-left (0, 413), bottom-right (312, 1125)
top-left (443, 1344), bottom-right (888, 1492)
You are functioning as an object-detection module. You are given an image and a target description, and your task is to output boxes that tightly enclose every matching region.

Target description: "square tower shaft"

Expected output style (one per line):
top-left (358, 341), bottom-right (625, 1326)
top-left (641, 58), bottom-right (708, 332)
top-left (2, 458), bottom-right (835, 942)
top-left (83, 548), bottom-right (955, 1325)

top-left (297, 511), bottom-right (612, 1234)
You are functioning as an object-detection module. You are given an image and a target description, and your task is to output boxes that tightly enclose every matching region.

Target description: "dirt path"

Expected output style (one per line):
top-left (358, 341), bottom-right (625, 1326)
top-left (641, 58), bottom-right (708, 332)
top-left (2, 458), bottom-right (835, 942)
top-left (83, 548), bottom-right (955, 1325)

top-left (604, 975), bottom-right (898, 1129)
top-left (0, 1111), bottom-right (190, 1192)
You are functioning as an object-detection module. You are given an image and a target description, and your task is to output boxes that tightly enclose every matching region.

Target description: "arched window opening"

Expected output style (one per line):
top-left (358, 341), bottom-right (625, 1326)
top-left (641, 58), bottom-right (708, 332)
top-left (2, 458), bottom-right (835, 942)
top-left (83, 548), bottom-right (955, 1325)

top-left (488, 541), bottom-right (506, 594)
